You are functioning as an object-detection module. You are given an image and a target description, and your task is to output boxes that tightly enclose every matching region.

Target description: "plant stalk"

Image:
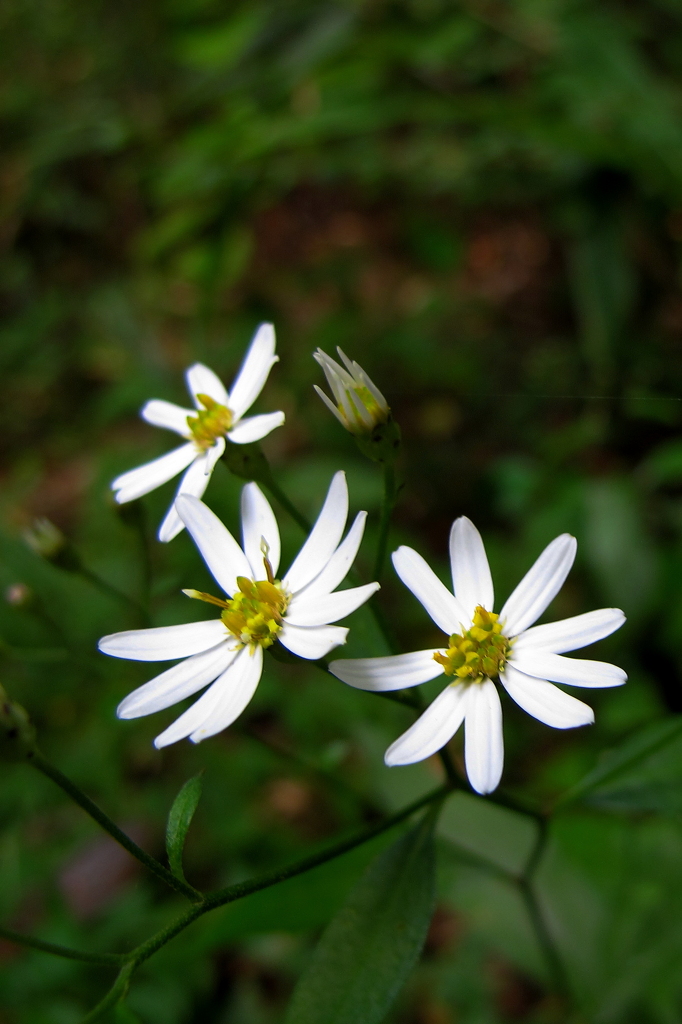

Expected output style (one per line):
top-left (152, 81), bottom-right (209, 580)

top-left (373, 462), bottom-right (397, 581)
top-left (29, 751), bottom-right (202, 903)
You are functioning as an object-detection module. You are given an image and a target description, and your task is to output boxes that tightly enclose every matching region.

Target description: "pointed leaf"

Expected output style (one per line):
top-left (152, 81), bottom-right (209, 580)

top-left (284, 808), bottom-right (437, 1024)
top-left (166, 772), bottom-right (203, 882)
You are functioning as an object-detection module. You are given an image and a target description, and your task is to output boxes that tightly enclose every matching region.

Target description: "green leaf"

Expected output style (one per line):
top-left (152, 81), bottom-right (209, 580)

top-left (558, 717), bottom-right (682, 809)
top-left (166, 772), bottom-right (203, 882)
top-left (284, 808), bottom-right (437, 1024)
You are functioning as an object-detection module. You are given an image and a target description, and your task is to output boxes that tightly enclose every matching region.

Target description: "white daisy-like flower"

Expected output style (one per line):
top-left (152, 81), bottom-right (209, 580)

top-left (329, 518), bottom-right (626, 795)
top-left (99, 472), bottom-right (379, 748)
top-left (111, 323), bottom-right (285, 542)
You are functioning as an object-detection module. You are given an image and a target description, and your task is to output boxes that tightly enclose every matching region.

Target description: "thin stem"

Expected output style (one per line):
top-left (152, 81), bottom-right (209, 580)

top-left (0, 925), bottom-right (125, 965)
top-left (76, 566), bottom-right (150, 627)
top-left (79, 963), bottom-right (134, 1024)
top-left (131, 782), bottom-right (451, 969)
top-left (29, 751), bottom-right (202, 903)
top-left (517, 816), bottom-right (571, 1000)
top-left (261, 476), bottom-right (311, 533)
top-left (517, 880), bottom-right (570, 999)
top-left (204, 781), bottom-right (450, 910)
top-left (373, 462), bottom-right (397, 581)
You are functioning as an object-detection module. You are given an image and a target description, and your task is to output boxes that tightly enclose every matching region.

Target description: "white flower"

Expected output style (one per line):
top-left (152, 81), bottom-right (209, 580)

top-left (314, 347), bottom-right (390, 435)
top-left (99, 472), bottom-right (379, 749)
top-left (111, 323), bottom-right (285, 542)
top-left (329, 518), bottom-right (626, 795)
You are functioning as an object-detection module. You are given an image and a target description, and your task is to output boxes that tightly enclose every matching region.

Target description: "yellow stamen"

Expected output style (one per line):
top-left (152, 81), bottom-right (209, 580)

top-left (187, 393), bottom-right (233, 449)
top-left (434, 606), bottom-right (511, 683)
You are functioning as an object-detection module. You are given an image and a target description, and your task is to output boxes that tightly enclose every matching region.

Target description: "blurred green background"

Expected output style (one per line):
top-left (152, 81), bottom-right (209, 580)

top-left (3, 0), bottom-right (682, 1020)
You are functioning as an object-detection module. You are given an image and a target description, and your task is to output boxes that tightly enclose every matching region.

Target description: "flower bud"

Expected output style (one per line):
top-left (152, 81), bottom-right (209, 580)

top-left (314, 348), bottom-right (401, 463)
top-left (23, 518), bottom-right (81, 572)
top-left (0, 686), bottom-right (36, 762)
top-left (314, 348), bottom-right (390, 435)
top-left (24, 518), bottom-right (66, 559)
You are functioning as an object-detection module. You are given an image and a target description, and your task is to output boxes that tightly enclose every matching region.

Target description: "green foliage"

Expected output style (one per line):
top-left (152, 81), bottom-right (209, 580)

top-left (3, 0), bottom-right (682, 1019)
top-left (284, 809), bottom-right (437, 1024)
top-left (165, 772), bottom-right (203, 883)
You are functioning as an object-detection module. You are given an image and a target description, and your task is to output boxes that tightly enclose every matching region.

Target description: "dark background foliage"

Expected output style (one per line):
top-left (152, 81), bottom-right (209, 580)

top-left (2, 0), bottom-right (682, 1020)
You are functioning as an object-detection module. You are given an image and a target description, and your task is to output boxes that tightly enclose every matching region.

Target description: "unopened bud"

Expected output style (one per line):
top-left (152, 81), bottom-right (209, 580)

top-left (314, 348), bottom-right (401, 462)
top-left (0, 686), bottom-right (36, 762)
top-left (23, 518), bottom-right (81, 572)
top-left (24, 518), bottom-right (66, 559)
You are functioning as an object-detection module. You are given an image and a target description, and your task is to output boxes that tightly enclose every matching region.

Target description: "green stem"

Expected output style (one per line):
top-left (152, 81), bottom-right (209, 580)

top-left (261, 476), bottom-right (311, 533)
top-left (79, 963), bottom-right (134, 1024)
top-left (373, 462), bottom-right (397, 581)
top-left (76, 566), bottom-right (150, 627)
top-left (0, 925), bottom-right (125, 965)
top-left (203, 782), bottom-right (449, 912)
top-left (518, 817), bottom-right (571, 1000)
top-left (129, 781), bottom-right (450, 970)
top-left (517, 879), bottom-right (570, 999)
top-left (29, 751), bottom-right (202, 903)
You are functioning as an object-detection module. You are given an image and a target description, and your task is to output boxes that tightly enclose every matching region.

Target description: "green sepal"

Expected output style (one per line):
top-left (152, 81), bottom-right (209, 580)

top-left (353, 416), bottom-right (401, 464)
top-left (166, 772), bottom-right (204, 882)
top-left (0, 686), bottom-right (37, 762)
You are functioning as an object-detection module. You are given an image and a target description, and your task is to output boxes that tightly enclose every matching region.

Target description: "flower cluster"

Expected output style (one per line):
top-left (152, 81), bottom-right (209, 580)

top-left (100, 327), bottom-right (627, 794)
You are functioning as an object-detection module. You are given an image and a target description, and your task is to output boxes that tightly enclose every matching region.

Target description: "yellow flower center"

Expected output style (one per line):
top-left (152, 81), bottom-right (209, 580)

top-left (183, 551), bottom-right (289, 650)
top-left (433, 606), bottom-right (511, 683)
top-left (187, 393), bottom-right (233, 450)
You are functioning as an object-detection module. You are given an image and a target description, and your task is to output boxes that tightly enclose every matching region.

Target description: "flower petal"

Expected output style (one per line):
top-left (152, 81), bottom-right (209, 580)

top-left (314, 384), bottom-right (345, 426)
top-left (286, 582), bottom-right (379, 627)
top-left (384, 684), bottom-right (469, 765)
top-left (294, 512), bottom-right (368, 601)
top-left (284, 471), bottom-right (348, 593)
top-left (464, 679), bottom-right (504, 795)
top-left (99, 619), bottom-right (227, 661)
top-left (278, 622), bottom-right (348, 660)
top-left (449, 517), bottom-right (494, 617)
top-left (392, 546), bottom-right (470, 635)
top-left (186, 363), bottom-right (229, 407)
top-left (141, 400), bottom-right (193, 437)
top-left (500, 534), bottom-right (577, 637)
top-left (513, 608), bottom-right (626, 654)
top-left (228, 323), bottom-right (278, 421)
top-left (228, 411), bottom-right (285, 444)
top-left (111, 444), bottom-right (196, 503)
top-left (153, 647), bottom-right (262, 748)
top-left (511, 649), bottom-right (626, 688)
top-left (501, 663), bottom-right (594, 729)
top-left (190, 646), bottom-right (263, 743)
top-left (158, 442), bottom-right (224, 543)
top-left (329, 649), bottom-right (444, 691)
top-left (241, 482), bottom-right (281, 578)
top-left (175, 494), bottom-right (253, 596)
top-left (117, 642), bottom-right (237, 719)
